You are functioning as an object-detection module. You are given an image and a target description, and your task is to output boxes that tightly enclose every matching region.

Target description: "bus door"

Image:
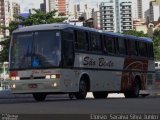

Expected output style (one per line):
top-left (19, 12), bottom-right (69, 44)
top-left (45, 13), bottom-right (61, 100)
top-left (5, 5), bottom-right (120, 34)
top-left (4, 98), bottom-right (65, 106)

top-left (61, 29), bottom-right (76, 91)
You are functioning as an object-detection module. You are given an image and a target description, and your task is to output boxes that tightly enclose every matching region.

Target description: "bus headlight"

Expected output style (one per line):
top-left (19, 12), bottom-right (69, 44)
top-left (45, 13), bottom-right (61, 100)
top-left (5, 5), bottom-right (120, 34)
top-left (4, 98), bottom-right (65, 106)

top-left (45, 75), bottom-right (51, 79)
top-left (51, 75), bottom-right (56, 79)
top-left (45, 74), bottom-right (60, 79)
top-left (11, 77), bottom-right (16, 80)
top-left (11, 84), bottom-right (16, 88)
top-left (15, 76), bottom-right (20, 80)
top-left (11, 76), bottom-right (20, 80)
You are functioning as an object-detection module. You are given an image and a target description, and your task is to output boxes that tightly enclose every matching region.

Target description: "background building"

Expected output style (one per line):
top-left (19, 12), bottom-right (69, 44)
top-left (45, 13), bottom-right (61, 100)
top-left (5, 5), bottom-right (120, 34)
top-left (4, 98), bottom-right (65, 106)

top-left (43, 0), bottom-right (67, 15)
top-left (100, 0), bottom-right (133, 33)
top-left (92, 11), bottom-right (101, 29)
top-left (150, 0), bottom-right (160, 22)
top-left (132, 0), bottom-right (151, 21)
top-left (10, 2), bottom-right (20, 21)
top-left (0, 0), bottom-right (10, 38)
top-left (0, 0), bottom-right (20, 52)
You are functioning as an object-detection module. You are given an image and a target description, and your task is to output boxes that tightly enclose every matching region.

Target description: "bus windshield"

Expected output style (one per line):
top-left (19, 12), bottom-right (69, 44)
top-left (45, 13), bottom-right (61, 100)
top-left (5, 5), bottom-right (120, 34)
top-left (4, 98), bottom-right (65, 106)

top-left (10, 30), bottom-right (61, 69)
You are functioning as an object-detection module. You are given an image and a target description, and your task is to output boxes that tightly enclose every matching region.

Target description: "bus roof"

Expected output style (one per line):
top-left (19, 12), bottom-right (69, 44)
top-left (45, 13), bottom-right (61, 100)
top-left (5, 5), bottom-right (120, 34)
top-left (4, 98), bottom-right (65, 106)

top-left (102, 32), bottom-right (152, 42)
top-left (13, 23), bottom-right (152, 42)
top-left (13, 23), bottom-right (101, 33)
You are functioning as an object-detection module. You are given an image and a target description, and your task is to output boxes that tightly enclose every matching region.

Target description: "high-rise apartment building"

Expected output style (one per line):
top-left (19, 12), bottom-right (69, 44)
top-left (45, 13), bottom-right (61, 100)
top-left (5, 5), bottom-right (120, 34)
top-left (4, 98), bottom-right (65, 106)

top-left (74, 4), bottom-right (81, 19)
top-left (150, 0), bottom-right (160, 22)
top-left (0, 0), bottom-right (10, 38)
top-left (10, 2), bottom-right (20, 21)
top-left (58, 0), bottom-right (66, 15)
top-left (100, 0), bottom-right (132, 33)
top-left (73, 3), bottom-right (93, 20)
top-left (132, 0), bottom-right (151, 21)
top-left (43, 0), bottom-right (67, 15)
top-left (40, 3), bottom-right (45, 12)
top-left (92, 11), bottom-right (101, 29)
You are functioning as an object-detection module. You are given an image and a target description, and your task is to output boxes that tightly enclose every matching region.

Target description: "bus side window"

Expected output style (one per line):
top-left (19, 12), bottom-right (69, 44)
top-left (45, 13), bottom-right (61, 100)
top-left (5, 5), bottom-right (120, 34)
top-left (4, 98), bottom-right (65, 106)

top-left (75, 30), bottom-right (88, 51)
top-left (62, 29), bottom-right (74, 67)
top-left (104, 35), bottom-right (115, 55)
top-left (139, 41), bottom-right (147, 57)
top-left (127, 39), bottom-right (137, 56)
top-left (148, 43), bottom-right (154, 59)
top-left (116, 37), bottom-right (126, 55)
top-left (89, 32), bottom-right (102, 53)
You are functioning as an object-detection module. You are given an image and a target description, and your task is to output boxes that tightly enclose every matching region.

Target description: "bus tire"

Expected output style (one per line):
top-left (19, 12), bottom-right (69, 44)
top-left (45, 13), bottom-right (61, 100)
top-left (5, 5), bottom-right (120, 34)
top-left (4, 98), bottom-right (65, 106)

top-left (141, 94), bottom-right (149, 98)
top-left (75, 80), bottom-right (87, 99)
top-left (124, 78), bottom-right (140, 98)
top-left (33, 93), bottom-right (47, 101)
top-left (69, 93), bottom-right (74, 99)
top-left (92, 92), bottom-right (108, 99)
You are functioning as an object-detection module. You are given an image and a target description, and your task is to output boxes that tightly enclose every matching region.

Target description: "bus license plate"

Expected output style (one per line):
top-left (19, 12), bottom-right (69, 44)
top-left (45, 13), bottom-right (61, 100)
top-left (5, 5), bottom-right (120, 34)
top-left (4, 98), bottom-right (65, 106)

top-left (28, 84), bottom-right (37, 88)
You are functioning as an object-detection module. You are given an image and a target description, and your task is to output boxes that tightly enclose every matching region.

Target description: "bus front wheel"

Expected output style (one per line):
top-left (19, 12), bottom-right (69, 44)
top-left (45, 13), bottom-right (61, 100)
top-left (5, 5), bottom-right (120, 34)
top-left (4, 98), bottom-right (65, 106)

top-left (93, 92), bottom-right (108, 99)
top-left (33, 93), bottom-right (47, 101)
top-left (75, 80), bottom-right (87, 99)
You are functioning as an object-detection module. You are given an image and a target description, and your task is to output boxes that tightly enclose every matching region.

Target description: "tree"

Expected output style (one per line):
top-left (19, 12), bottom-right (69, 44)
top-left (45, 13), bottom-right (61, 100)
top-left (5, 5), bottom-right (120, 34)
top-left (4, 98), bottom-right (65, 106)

top-left (122, 30), bottom-right (148, 37)
top-left (17, 9), bottom-right (66, 26)
top-left (158, 16), bottom-right (160, 22)
top-left (0, 21), bottom-right (19, 62)
top-left (78, 16), bottom-right (85, 22)
top-left (0, 9), bottom-right (67, 62)
top-left (153, 29), bottom-right (160, 60)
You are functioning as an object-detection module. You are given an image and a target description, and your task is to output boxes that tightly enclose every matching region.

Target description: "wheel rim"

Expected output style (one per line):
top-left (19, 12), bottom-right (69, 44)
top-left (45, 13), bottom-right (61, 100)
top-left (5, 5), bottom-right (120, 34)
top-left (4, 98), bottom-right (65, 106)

top-left (79, 80), bottom-right (87, 95)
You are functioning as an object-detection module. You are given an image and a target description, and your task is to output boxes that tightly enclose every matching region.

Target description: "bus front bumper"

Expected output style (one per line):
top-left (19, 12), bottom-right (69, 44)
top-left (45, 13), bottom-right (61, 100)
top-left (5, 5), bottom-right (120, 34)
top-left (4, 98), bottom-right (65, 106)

top-left (9, 79), bottom-right (63, 94)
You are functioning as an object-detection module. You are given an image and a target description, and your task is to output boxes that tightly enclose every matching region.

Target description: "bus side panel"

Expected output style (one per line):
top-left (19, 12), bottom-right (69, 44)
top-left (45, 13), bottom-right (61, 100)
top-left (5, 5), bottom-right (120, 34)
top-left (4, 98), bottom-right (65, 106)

top-left (146, 60), bottom-right (155, 90)
top-left (74, 53), bottom-right (124, 92)
top-left (121, 58), bottom-right (149, 92)
top-left (60, 69), bottom-right (80, 92)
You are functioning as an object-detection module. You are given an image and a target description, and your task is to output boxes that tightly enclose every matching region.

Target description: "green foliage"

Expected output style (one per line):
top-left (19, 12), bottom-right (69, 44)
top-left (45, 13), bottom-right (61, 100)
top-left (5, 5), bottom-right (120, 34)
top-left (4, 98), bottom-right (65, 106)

top-left (153, 29), bottom-right (160, 60)
top-left (0, 9), bottom-right (67, 62)
top-left (158, 16), bottom-right (160, 22)
top-left (122, 30), bottom-right (148, 37)
top-left (0, 37), bottom-right (10, 62)
top-left (0, 21), bottom-right (18, 62)
top-left (78, 16), bottom-right (85, 22)
top-left (18, 9), bottom-right (66, 26)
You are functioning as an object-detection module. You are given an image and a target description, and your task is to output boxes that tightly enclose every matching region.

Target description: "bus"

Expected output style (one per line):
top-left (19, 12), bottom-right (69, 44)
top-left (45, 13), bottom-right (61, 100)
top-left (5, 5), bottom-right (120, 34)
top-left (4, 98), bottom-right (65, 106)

top-left (9, 23), bottom-right (155, 101)
top-left (155, 62), bottom-right (160, 91)
top-left (155, 68), bottom-right (160, 89)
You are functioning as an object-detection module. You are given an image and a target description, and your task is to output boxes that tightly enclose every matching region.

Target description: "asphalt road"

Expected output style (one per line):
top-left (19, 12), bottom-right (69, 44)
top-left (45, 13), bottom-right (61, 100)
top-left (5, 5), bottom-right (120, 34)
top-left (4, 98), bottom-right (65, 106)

top-left (0, 94), bottom-right (160, 114)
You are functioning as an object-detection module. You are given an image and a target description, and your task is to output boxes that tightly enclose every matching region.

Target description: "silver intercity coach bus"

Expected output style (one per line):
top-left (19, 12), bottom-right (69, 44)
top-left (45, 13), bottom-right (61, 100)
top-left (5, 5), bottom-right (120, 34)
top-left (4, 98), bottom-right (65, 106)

top-left (9, 23), bottom-right (155, 101)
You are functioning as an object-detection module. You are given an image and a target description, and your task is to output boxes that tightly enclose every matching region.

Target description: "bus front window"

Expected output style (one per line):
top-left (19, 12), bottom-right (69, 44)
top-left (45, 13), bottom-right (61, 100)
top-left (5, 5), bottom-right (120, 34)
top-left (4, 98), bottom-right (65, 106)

top-left (10, 31), bottom-right (61, 69)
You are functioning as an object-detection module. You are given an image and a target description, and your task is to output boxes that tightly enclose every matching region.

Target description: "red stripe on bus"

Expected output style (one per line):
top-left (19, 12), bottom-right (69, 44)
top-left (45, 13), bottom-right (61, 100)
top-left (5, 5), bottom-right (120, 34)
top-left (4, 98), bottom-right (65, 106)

top-left (121, 58), bottom-right (148, 92)
top-left (10, 71), bottom-right (18, 77)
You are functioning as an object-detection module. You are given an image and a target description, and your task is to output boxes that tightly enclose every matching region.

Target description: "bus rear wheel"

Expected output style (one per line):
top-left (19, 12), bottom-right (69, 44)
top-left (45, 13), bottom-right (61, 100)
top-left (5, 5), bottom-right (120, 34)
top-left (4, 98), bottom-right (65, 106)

top-left (124, 79), bottom-right (140, 98)
top-left (33, 93), bottom-right (47, 101)
top-left (93, 92), bottom-right (108, 99)
top-left (75, 80), bottom-right (87, 99)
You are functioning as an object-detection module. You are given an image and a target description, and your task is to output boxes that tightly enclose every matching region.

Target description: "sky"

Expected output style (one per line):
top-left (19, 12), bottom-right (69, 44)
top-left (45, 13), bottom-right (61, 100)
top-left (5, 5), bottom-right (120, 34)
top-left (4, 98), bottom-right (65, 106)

top-left (12, 0), bottom-right (102, 13)
top-left (12, 0), bottom-right (43, 13)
